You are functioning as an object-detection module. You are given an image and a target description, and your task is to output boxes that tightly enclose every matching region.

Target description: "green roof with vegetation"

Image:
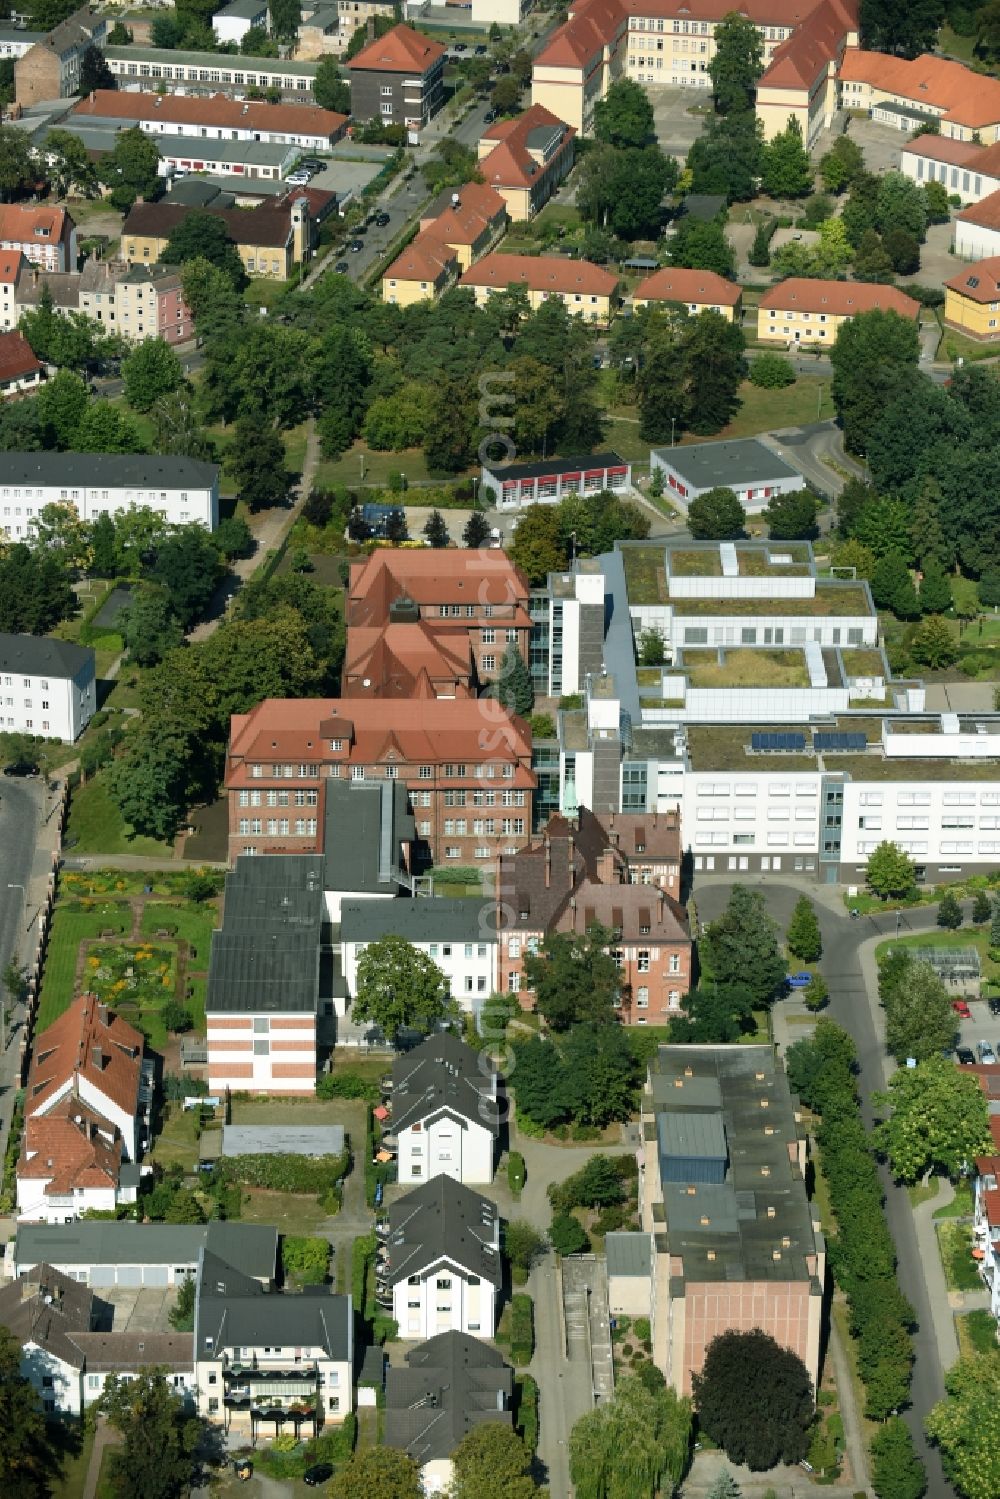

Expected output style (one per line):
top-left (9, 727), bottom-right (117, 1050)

top-left (683, 648), bottom-right (810, 688)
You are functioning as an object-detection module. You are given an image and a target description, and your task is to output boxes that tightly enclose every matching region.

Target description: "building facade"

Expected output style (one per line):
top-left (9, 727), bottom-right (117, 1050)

top-left (15, 6), bottom-right (107, 104)
top-left (632, 266), bottom-right (741, 320)
top-left (71, 89), bottom-right (347, 150)
top-left (386, 1177), bottom-right (501, 1340)
top-left (346, 23), bottom-right (445, 137)
top-left (341, 899), bottom-right (498, 1020)
top-left (480, 452), bottom-right (632, 510)
top-left (0, 205), bottom-right (76, 273)
top-left (649, 438), bottom-right (804, 516)
top-left (757, 277), bottom-right (920, 343)
top-left (104, 44), bottom-right (319, 95)
top-left (1, 452), bottom-right (219, 532)
top-left (121, 193), bottom-right (319, 280)
top-left (476, 105), bottom-right (576, 220)
top-left (459, 252), bottom-right (619, 324)
top-left (944, 258), bottom-right (1000, 339)
top-left (0, 329), bottom-right (42, 396)
top-left (0, 634), bottom-right (96, 741)
top-left (388, 1035), bottom-right (498, 1186)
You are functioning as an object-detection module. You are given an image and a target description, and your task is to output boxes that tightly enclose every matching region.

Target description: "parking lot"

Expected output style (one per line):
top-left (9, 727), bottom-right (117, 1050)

top-left (955, 1000), bottom-right (1000, 1062)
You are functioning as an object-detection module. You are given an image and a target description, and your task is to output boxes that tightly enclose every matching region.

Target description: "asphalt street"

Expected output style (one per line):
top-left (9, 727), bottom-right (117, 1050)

top-left (0, 776), bottom-right (42, 989)
top-left (694, 879), bottom-right (958, 1494)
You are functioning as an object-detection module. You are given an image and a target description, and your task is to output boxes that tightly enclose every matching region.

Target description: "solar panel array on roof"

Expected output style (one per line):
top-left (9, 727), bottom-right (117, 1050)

top-left (813, 731), bottom-right (867, 752)
top-left (750, 731), bottom-right (806, 752)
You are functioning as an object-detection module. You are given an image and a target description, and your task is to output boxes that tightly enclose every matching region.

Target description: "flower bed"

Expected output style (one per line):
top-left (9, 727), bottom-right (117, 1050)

top-left (84, 944), bottom-right (176, 1008)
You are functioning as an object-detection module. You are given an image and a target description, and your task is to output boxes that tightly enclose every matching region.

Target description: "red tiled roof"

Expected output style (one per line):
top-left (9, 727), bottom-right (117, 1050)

top-left (760, 0), bottom-right (855, 90)
top-left (634, 266), bottom-right (741, 306)
top-left (759, 276), bottom-right (920, 318)
top-left (73, 89), bottom-right (347, 139)
top-left (0, 330), bottom-right (42, 382)
top-left (421, 181), bottom-right (508, 246)
top-left (0, 249), bottom-right (25, 283)
top-left (901, 133), bottom-right (983, 168)
top-left (19, 1109), bottom-right (122, 1195)
top-left (346, 22), bottom-right (445, 74)
top-left (839, 48), bottom-right (1000, 128)
top-left (383, 227), bottom-right (456, 285)
top-left (946, 256), bottom-right (1000, 303)
top-left (343, 623), bottom-right (473, 698)
top-left (479, 106), bottom-right (576, 192)
top-left (460, 252), bottom-right (617, 296)
top-left (347, 547), bottom-right (531, 619)
top-left (957, 188), bottom-right (1000, 232)
top-left (26, 994), bottom-right (143, 1122)
top-left (0, 204), bottom-right (69, 245)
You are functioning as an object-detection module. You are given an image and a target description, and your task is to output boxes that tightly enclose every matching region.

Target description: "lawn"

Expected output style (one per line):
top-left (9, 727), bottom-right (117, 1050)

top-left (47, 1421), bottom-right (94, 1499)
top-left (239, 1187), bottom-right (330, 1233)
top-left (139, 901), bottom-right (217, 966)
top-left (907, 1177), bottom-right (940, 1209)
top-left (937, 1220), bottom-right (982, 1291)
top-left (312, 443), bottom-right (434, 489)
top-left (874, 928), bottom-right (1000, 987)
top-left (66, 774), bottom-right (174, 858)
top-left (149, 1104), bottom-right (201, 1172)
top-left (937, 325), bottom-right (1000, 364)
top-left (935, 1181), bottom-right (975, 1219)
top-left (37, 901), bottom-right (131, 1030)
top-left (956, 1309), bottom-right (999, 1358)
top-left (685, 647), bottom-right (809, 688)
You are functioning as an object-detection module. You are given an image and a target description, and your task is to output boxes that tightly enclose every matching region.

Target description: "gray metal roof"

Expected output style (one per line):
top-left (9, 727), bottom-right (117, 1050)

top-left (0, 451), bottom-right (218, 488)
top-left (324, 780), bottom-right (414, 894)
top-left (105, 43), bottom-right (319, 77)
top-left (341, 895), bottom-right (491, 944)
top-left (221, 1124), bottom-right (345, 1157)
top-left (196, 1249), bottom-right (351, 1360)
top-left (216, 0), bottom-right (267, 16)
top-left (652, 437), bottom-right (801, 492)
top-left (657, 1108), bottom-right (728, 1161)
top-left (385, 1331), bottom-right (512, 1465)
top-left (605, 1232), bottom-right (652, 1279)
top-left (0, 633), bottom-right (94, 681)
top-left (386, 1178), bottom-right (501, 1288)
top-left (14, 1222), bottom-right (278, 1280)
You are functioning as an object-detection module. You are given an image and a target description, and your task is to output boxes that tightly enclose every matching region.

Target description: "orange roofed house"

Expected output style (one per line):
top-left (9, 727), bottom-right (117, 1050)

top-left (632, 266), bottom-right (741, 322)
top-left (346, 23), bottom-right (445, 138)
top-left (496, 807), bottom-right (690, 1023)
top-left (757, 277), bottom-right (920, 344)
top-left (476, 104), bottom-right (576, 221)
top-left (945, 258), bottom-right (1000, 340)
top-left (459, 252), bottom-right (619, 325)
top-left (0, 329), bottom-right (43, 397)
top-left (346, 547), bottom-right (532, 688)
top-left (0, 204), bottom-right (77, 273)
top-left (226, 697), bottom-right (535, 867)
top-left (838, 49), bottom-right (1000, 142)
top-left (17, 995), bottom-right (150, 1223)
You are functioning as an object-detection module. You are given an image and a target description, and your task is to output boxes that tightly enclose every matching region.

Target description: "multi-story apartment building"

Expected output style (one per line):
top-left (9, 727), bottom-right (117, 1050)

top-left (973, 1145), bottom-right (1000, 1326)
top-left (606, 1045), bottom-right (824, 1396)
top-left (14, 5), bottom-right (107, 104)
top-left (0, 204), bottom-right (76, 273)
top-left (0, 329), bottom-right (42, 396)
top-left (384, 1177), bottom-right (501, 1340)
top-left (757, 278), bottom-right (920, 345)
top-left (297, 1), bottom-right (395, 58)
top-left (103, 43), bottom-right (320, 96)
top-left (459, 253), bottom-right (619, 325)
top-left (381, 182), bottom-right (508, 304)
top-left (531, 0), bottom-right (857, 142)
top-left (121, 192), bottom-right (323, 281)
top-left (944, 258), bottom-right (1000, 340)
top-left (476, 105), bottom-right (576, 221)
top-left (346, 22), bottom-right (445, 138)
top-left (346, 548), bottom-right (532, 685)
top-left (341, 899), bottom-right (498, 1020)
top-left (6, 256), bottom-right (195, 347)
top-left (632, 266), bottom-right (742, 321)
top-left (495, 807), bottom-right (690, 1022)
top-left (225, 697), bottom-right (535, 867)
top-left (0, 634), bottom-right (96, 741)
top-left (1, 452), bottom-right (220, 532)
top-left (388, 1035), bottom-right (498, 1187)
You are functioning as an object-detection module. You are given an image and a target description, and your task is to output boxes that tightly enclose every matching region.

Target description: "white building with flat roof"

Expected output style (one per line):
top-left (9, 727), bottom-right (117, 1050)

top-left (1, 452), bottom-right (219, 532)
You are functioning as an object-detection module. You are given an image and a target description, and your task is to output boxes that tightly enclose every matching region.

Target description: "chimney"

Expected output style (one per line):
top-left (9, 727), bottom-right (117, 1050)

top-left (90, 90), bottom-right (95, 104)
top-left (91, 1045), bottom-right (105, 1071)
top-left (652, 810), bottom-right (657, 828)
top-left (97, 1003), bottom-right (109, 1027)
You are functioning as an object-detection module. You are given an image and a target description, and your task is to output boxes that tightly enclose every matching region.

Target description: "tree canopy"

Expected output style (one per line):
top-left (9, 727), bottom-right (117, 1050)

top-left (692, 1329), bottom-right (814, 1470)
top-left (569, 1376), bottom-right (692, 1499)
top-left (352, 935), bottom-right (453, 1038)
top-left (100, 1370), bottom-right (201, 1499)
top-left (524, 923), bottom-right (622, 1029)
top-left (874, 1056), bottom-right (992, 1183)
top-left (926, 1353), bottom-right (1000, 1499)
top-left (701, 886), bottom-right (786, 1006)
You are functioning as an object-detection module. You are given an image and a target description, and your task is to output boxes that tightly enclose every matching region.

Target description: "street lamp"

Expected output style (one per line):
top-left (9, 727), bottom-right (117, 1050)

top-left (670, 416), bottom-right (676, 449)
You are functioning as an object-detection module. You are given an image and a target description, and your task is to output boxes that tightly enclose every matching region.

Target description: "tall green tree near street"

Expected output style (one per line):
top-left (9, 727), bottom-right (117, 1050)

top-left (508, 503), bottom-right (567, 583)
top-left (0, 545), bottom-right (75, 635)
top-left (708, 11), bottom-right (763, 113)
top-left (874, 1056), bottom-right (991, 1182)
top-left (36, 368), bottom-right (88, 449)
top-left (512, 1024), bottom-right (636, 1131)
top-left (122, 338), bottom-right (183, 412)
top-left (313, 57), bottom-right (349, 112)
top-left (353, 935), bottom-right (453, 1038)
top-left (463, 511), bottom-right (491, 548)
top-left (150, 528), bottom-right (221, 629)
top-left (99, 126), bottom-right (161, 212)
top-left (450, 1425), bottom-right (540, 1499)
top-left (671, 981), bottom-right (755, 1043)
top-left (692, 1329), bottom-right (813, 1471)
top-left (760, 116), bottom-right (813, 197)
top-left (926, 1353), bottom-right (1000, 1499)
top-left (765, 488), bottom-right (818, 540)
top-left (100, 1370), bottom-right (202, 1499)
top-left (786, 894), bottom-right (821, 962)
top-left (0, 1323), bottom-right (49, 1496)
top-left (228, 420), bottom-right (288, 512)
top-left (687, 487), bottom-right (745, 540)
top-left (75, 401), bottom-right (144, 455)
top-left (152, 389), bottom-right (214, 462)
top-left (328, 1447), bottom-right (423, 1499)
top-left (0, 123), bottom-right (38, 199)
top-left (875, 170), bottom-right (928, 242)
top-left (43, 127), bottom-right (97, 196)
top-left (637, 336), bottom-right (686, 443)
top-left (78, 43), bottom-right (115, 93)
top-left (576, 143), bottom-right (677, 239)
top-left (667, 216), bottom-right (736, 278)
top-left (830, 308), bottom-right (920, 456)
top-left (972, 889), bottom-right (992, 926)
top-left (525, 925), bottom-right (622, 1030)
top-left (423, 378), bottom-right (477, 474)
top-left (870, 1416), bottom-right (927, 1499)
top-left (687, 110), bottom-right (763, 201)
top-left (594, 77), bottom-right (654, 146)
top-left (422, 509), bottom-right (450, 548)
top-left (702, 886), bottom-right (786, 1006)
top-left (118, 587), bottom-right (183, 667)
top-left (865, 840), bottom-right (915, 899)
top-left (503, 1220), bottom-right (546, 1278)
top-left (683, 310), bottom-right (746, 434)
top-left (880, 955), bottom-right (956, 1064)
top-left (819, 134), bottom-right (864, 193)
top-left (937, 889), bottom-right (964, 930)
top-left (911, 615), bottom-right (958, 670)
top-left (569, 1376), bottom-right (692, 1499)
top-left (489, 642), bottom-right (534, 717)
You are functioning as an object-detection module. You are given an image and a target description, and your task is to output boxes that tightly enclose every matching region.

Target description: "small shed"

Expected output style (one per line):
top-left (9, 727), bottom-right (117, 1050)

top-left (221, 1124), bottom-right (346, 1157)
top-left (606, 1232), bottom-right (653, 1318)
top-left (888, 945), bottom-right (981, 996)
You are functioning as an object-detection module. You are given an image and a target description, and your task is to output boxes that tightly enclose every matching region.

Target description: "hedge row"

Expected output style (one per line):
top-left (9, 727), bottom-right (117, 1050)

top-left (792, 1023), bottom-right (915, 1421)
top-left (509, 1293), bottom-right (534, 1367)
top-left (515, 1373), bottom-right (539, 1454)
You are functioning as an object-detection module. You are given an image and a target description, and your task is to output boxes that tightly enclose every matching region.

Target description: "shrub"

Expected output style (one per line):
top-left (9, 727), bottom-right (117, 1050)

top-left (282, 1235), bottom-right (330, 1285)
top-left (509, 1293), bottom-right (535, 1365)
top-left (749, 217), bottom-right (777, 266)
top-left (633, 1316), bottom-right (651, 1343)
top-left (515, 1374), bottom-right (539, 1453)
top-left (216, 1150), bottom-right (349, 1195)
top-left (507, 1151), bottom-right (526, 1196)
top-left (750, 353), bottom-right (796, 389)
top-left (316, 1070), bottom-right (379, 1100)
top-left (549, 1211), bottom-right (590, 1256)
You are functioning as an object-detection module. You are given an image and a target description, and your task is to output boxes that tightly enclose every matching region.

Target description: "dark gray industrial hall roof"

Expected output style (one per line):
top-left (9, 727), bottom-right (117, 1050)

top-left (0, 632), bottom-right (93, 679)
top-left (0, 452), bottom-right (218, 487)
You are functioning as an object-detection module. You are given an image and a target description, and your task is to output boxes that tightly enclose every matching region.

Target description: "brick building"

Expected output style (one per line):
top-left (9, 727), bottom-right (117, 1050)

top-left (225, 697), bottom-right (535, 867)
top-left (495, 807), bottom-right (690, 1023)
top-left (346, 22), bottom-right (445, 138)
top-left (15, 6), bottom-right (107, 104)
top-left (346, 548), bottom-right (532, 687)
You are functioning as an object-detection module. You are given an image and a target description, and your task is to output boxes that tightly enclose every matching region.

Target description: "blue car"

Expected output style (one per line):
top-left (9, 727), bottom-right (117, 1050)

top-left (786, 972), bottom-right (812, 989)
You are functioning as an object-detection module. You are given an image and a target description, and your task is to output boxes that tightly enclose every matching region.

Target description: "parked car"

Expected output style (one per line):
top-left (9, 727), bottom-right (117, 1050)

top-left (483, 108), bottom-right (497, 123)
top-left (303, 1464), bottom-right (334, 1487)
top-left (989, 996), bottom-right (1000, 1016)
top-left (349, 239), bottom-right (364, 253)
top-left (375, 211), bottom-right (391, 226)
top-left (475, 42), bottom-right (488, 52)
top-left (286, 170), bottom-right (311, 186)
top-left (334, 260), bottom-right (350, 273)
top-left (978, 1040), bottom-right (997, 1064)
top-left (299, 157), bottom-right (324, 172)
top-left (786, 972), bottom-right (812, 989)
top-left (952, 998), bottom-right (972, 1019)
top-left (3, 762), bottom-right (38, 777)
top-left (957, 1046), bottom-right (976, 1065)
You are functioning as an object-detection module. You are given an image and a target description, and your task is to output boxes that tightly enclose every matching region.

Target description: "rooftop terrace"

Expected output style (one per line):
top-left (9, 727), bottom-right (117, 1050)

top-left (682, 648), bottom-right (810, 689)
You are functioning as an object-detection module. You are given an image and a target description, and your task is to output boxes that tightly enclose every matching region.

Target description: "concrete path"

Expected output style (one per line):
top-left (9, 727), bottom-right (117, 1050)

top-left (827, 1308), bottom-right (873, 1495)
top-left (528, 1255), bottom-right (593, 1499)
top-left (82, 1419), bottom-right (119, 1499)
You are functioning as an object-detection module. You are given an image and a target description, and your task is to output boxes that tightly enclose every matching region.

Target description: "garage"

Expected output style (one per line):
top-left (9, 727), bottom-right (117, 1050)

top-left (89, 1266), bottom-right (117, 1288)
top-left (141, 1265), bottom-right (169, 1288)
top-left (116, 1266), bottom-right (143, 1288)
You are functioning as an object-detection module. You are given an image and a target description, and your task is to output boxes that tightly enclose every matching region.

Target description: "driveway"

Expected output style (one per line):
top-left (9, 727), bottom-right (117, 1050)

top-left (692, 877), bottom-right (960, 1494)
top-left (762, 418), bottom-right (865, 501)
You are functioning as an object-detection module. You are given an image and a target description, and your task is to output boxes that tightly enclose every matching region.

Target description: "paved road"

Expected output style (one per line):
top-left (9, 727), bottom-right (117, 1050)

top-left (694, 878), bottom-right (956, 1495)
top-left (0, 777), bottom-right (41, 1140)
top-left (764, 418), bottom-right (866, 502)
top-left (529, 1255), bottom-right (593, 1499)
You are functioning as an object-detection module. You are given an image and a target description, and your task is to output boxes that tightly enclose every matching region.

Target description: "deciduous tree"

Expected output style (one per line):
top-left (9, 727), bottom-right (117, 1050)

top-left (122, 338), bottom-right (183, 412)
top-left (692, 1329), bottom-right (813, 1471)
top-left (687, 486), bottom-right (745, 540)
top-left (328, 1447), bottom-right (423, 1499)
top-left (163, 211), bottom-right (248, 289)
top-left (866, 840), bottom-right (915, 899)
top-left (926, 1353), bottom-right (1000, 1499)
top-left (118, 586), bottom-right (183, 667)
top-left (100, 1369), bottom-right (202, 1499)
top-left (594, 77), bottom-right (654, 147)
top-left (570, 1376), bottom-right (693, 1499)
top-left (450, 1424), bottom-right (539, 1499)
top-left (765, 488), bottom-right (818, 540)
top-left (761, 116), bottom-right (813, 197)
top-left (99, 126), bottom-right (161, 212)
top-left (911, 614), bottom-right (958, 669)
top-left (786, 894), bottom-right (821, 961)
top-left (701, 886), bottom-right (786, 1006)
top-left (524, 924), bottom-right (622, 1030)
top-left (708, 11), bottom-right (763, 113)
top-left (871, 1415), bottom-right (927, 1499)
top-left (0, 1323), bottom-right (49, 1495)
top-left (874, 1056), bottom-right (991, 1182)
top-left (880, 954), bottom-right (956, 1063)
top-left (353, 935), bottom-right (453, 1038)
top-left (314, 56), bottom-right (349, 112)
top-left (228, 420), bottom-right (289, 511)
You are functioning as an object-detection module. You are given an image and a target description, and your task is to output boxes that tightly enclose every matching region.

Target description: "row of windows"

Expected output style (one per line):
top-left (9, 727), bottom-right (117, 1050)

top-left (697, 782), bottom-right (817, 796)
top-left (442, 818), bottom-right (525, 835)
top-left (695, 830), bottom-right (815, 848)
top-left (444, 843), bottom-right (519, 858)
top-left (444, 790), bottom-right (526, 807)
top-left (238, 789), bottom-right (318, 806)
top-left (238, 819), bottom-right (318, 835)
